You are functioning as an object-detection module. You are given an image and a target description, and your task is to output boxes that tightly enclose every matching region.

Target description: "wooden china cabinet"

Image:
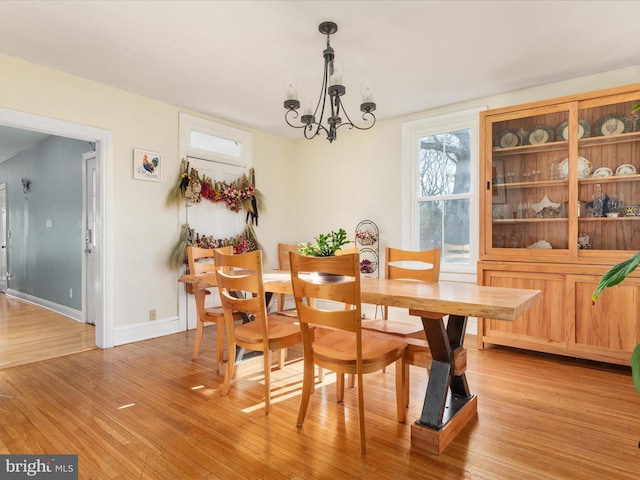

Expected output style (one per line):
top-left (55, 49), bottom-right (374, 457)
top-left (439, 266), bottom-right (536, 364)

top-left (478, 83), bottom-right (640, 366)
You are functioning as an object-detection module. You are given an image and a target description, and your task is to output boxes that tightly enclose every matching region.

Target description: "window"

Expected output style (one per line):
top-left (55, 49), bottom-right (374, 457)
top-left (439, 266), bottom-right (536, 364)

top-left (179, 113), bottom-right (252, 167)
top-left (402, 107), bottom-right (484, 276)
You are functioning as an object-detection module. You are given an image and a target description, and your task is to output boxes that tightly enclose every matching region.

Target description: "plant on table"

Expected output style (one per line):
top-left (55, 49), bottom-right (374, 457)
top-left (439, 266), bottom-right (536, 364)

top-left (298, 228), bottom-right (349, 257)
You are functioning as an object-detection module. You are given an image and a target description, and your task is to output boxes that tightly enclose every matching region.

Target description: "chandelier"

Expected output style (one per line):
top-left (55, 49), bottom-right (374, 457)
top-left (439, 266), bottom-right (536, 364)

top-left (283, 21), bottom-right (377, 143)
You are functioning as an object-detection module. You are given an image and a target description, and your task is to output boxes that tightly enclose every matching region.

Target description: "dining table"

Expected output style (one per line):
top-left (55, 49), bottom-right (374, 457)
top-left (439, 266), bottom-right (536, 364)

top-left (179, 270), bottom-right (542, 455)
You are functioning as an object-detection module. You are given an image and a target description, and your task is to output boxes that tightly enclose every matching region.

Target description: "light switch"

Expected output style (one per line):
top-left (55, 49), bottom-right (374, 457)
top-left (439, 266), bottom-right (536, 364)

top-left (46, 219), bottom-right (52, 228)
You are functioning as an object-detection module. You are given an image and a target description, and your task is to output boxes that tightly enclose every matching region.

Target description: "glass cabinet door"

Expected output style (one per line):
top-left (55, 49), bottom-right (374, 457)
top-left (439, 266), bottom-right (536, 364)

top-left (577, 93), bottom-right (640, 254)
top-left (486, 104), bottom-right (572, 253)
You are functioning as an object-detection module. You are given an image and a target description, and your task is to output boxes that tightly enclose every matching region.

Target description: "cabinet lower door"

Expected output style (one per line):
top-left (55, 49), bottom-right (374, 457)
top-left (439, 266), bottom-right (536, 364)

top-left (479, 270), bottom-right (568, 353)
top-left (568, 274), bottom-right (640, 364)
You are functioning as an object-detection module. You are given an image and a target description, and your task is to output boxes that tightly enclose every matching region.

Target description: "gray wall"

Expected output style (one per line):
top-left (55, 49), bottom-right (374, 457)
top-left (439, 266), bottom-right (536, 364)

top-left (0, 136), bottom-right (87, 310)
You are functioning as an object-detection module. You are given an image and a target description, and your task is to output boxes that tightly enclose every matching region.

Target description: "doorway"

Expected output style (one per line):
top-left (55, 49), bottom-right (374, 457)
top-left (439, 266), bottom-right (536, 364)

top-left (0, 107), bottom-right (113, 348)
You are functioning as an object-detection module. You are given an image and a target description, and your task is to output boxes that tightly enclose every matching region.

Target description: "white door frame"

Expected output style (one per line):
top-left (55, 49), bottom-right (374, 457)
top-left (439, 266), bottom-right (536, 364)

top-left (0, 108), bottom-right (114, 348)
top-left (0, 184), bottom-right (7, 294)
top-left (82, 152), bottom-right (99, 327)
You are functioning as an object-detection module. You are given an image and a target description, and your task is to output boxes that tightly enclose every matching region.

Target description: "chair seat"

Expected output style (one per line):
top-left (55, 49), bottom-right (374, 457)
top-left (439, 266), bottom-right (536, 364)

top-left (204, 306), bottom-right (242, 321)
top-left (204, 305), bottom-right (225, 317)
top-left (275, 308), bottom-right (298, 318)
top-left (234, 313), bottom-right (301, 346)
top-left (313, 330), bottom-right (406, 373)
top-left (361, 318), bottom-right (426, 339)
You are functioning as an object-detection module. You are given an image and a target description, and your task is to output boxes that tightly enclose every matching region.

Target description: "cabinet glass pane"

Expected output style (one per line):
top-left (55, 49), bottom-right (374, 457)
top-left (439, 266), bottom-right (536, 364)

top-left (578, 97), bottom-right (640, 252)
top-left (490, 111), bottom-right (570, 250)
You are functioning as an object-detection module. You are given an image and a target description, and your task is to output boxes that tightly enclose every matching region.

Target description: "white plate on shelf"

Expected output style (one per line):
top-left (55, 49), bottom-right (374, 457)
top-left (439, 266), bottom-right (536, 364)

top-left (592, 167), bottom-right (613, 177)
top-left (525, 125), bottom-right (554, 145)
top-left (594, 113), bottom-right (631, 136)
top-left (558, 156), bottom-right (592, 179)
top-left (615, 163), bottom-right (636, 175)
top-left (494, 129), bottom-right (520, 148)
top-left (556, 119), bottom-right (591, 141)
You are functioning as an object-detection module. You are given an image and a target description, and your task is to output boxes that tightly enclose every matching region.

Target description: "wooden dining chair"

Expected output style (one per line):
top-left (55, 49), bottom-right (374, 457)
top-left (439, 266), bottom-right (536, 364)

top-left (289, 251), bottom-right (407, 454)
top-left (361, 247), bottom-right (441, 338)
top-left (187, 245), bottom-right (241, 373)
top-left (276, 243), bottom-right (300, 315)
top-left (214, 249), bottom-right (303, 415)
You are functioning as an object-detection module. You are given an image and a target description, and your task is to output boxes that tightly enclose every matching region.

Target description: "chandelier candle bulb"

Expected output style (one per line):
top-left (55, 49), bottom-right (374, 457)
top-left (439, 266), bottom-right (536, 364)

top-left (303, 102), bottom-right (314, 116)
top-left (329, 67), bottom-right (342, 87)
top-left (286, 84), bottom-right (298, 101)
top-left (362, 87), bottom-right (373, 104)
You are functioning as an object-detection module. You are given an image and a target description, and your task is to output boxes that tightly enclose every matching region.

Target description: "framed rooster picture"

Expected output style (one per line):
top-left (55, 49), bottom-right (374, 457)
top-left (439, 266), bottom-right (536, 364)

top-left (133, 149), bottom-right (163, 182)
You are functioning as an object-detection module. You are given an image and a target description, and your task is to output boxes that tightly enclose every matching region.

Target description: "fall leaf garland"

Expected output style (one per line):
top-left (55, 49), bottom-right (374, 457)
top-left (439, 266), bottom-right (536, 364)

top-left (168, 223), bottom-right (262, 270)
top-left (166, 159), bottom-right (262, 215)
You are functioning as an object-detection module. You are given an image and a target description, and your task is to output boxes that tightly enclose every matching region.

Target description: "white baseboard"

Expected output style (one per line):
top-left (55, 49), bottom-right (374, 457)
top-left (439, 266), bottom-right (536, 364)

top-left (113, 316), bottom-right (180, 346)
top-left (7, 289), bottom-right (82, 322)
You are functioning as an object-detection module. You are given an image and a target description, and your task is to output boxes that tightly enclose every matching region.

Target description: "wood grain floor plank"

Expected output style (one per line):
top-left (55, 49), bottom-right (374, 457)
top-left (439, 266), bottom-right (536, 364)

top-left (0, 294), bottom-right (96, 369)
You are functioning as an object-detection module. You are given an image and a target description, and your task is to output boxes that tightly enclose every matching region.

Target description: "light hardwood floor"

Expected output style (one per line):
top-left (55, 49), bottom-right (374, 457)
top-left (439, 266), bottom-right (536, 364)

top-left (1, 322), bottom-right (639, 479)
top-left (0, 293), bottom-right (96, 369)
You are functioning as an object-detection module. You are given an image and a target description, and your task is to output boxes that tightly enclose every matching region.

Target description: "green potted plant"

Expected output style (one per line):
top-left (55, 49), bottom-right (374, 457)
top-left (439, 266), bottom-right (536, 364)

top-left (298, 228), bottom-right (350, 257)
top-left (592, 252), bottom-right (640, 393)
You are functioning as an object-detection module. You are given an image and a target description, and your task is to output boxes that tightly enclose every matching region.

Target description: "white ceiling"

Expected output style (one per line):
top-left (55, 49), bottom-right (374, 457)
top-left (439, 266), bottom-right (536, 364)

top-left (0, 0), bottom-right (639, 143)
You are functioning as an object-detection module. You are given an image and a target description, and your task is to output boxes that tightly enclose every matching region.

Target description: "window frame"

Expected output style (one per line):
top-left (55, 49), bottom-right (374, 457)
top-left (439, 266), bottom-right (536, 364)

top-left (401, 107), bottom-right (485, 278)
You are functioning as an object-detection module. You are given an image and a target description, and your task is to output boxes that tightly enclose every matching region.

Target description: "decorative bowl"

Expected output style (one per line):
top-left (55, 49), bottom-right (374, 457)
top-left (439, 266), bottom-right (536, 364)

top-left (624, 206), bottom-right (640, 217)
top-left (615, 163), bottom-right (637, 175)
top-left (558, 156), bottom-right (591, 179)
top-left (605, 212), bottom-right (619, 218)
top-left (592, 167), bottom-right (613, 177)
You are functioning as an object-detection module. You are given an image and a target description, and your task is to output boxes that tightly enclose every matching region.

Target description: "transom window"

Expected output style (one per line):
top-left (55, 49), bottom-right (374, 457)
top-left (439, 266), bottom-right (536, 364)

top-left (180, 112), bottom-right (252, 167)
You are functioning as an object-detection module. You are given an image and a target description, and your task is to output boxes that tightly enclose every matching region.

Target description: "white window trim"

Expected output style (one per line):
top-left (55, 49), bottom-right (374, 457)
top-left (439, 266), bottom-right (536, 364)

top-left (179, 112), bottom-right (252, 167)
top-left (401, 106), bottom-right (486, 279)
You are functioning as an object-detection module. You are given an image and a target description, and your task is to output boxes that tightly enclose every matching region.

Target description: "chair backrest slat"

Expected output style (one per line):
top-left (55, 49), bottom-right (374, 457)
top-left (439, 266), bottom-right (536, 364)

top-left (289, 252), bottom-right (361, 333)
top-left (214, 249), bottom-right (268, 332)
top-left (278, 243), bottom-right (299, 272)
top-left (384, 247), bottom-right (441, 283)
top-left (187, 245), bottom-right (233, 275)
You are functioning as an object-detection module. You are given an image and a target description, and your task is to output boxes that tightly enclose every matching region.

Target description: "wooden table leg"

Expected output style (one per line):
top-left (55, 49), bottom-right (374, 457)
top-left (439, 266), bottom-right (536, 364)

top-left (411, 314), bottom-right (477, 454)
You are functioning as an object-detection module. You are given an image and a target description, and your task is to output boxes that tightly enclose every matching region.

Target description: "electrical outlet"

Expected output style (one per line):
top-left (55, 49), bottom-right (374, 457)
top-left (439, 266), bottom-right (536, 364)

top-left (69, 288), bottom-right (73, 299)
top-left (149, 309), bottom-right (157, 321)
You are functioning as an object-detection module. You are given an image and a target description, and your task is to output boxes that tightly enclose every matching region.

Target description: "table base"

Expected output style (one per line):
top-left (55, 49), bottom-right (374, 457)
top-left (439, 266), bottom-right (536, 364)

top-left (411, 395), bottom-right (477, 454)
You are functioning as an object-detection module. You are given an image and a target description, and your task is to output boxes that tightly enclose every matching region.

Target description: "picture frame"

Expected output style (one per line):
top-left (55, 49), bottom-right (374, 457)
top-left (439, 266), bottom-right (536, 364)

top-left (133, 149), bottom-right (162, 182)
top-left (492, 160), bottom-right (506, 204)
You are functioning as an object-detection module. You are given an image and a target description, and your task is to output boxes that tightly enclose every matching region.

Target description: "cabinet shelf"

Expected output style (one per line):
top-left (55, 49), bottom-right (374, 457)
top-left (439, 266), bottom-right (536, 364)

top-left (578, 216), bottom-right (640, 221)
top-left (579, 130), bottom-right (640, 148)
top-left (493, 218), bottom-right (567, 224)
top-left (492, 141), bottom-right (568, 157)
top-left (578, 174), bottom-right (639, 185)
top-left (500, 180), bottom-right (567, 189)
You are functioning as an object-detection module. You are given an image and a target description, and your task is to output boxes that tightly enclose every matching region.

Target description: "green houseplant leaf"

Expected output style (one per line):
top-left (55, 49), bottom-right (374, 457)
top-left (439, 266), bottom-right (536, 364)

top-left (591, 252), bottom-right (640, 302)
top-left (298, 228), bottom-right (349, 257)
